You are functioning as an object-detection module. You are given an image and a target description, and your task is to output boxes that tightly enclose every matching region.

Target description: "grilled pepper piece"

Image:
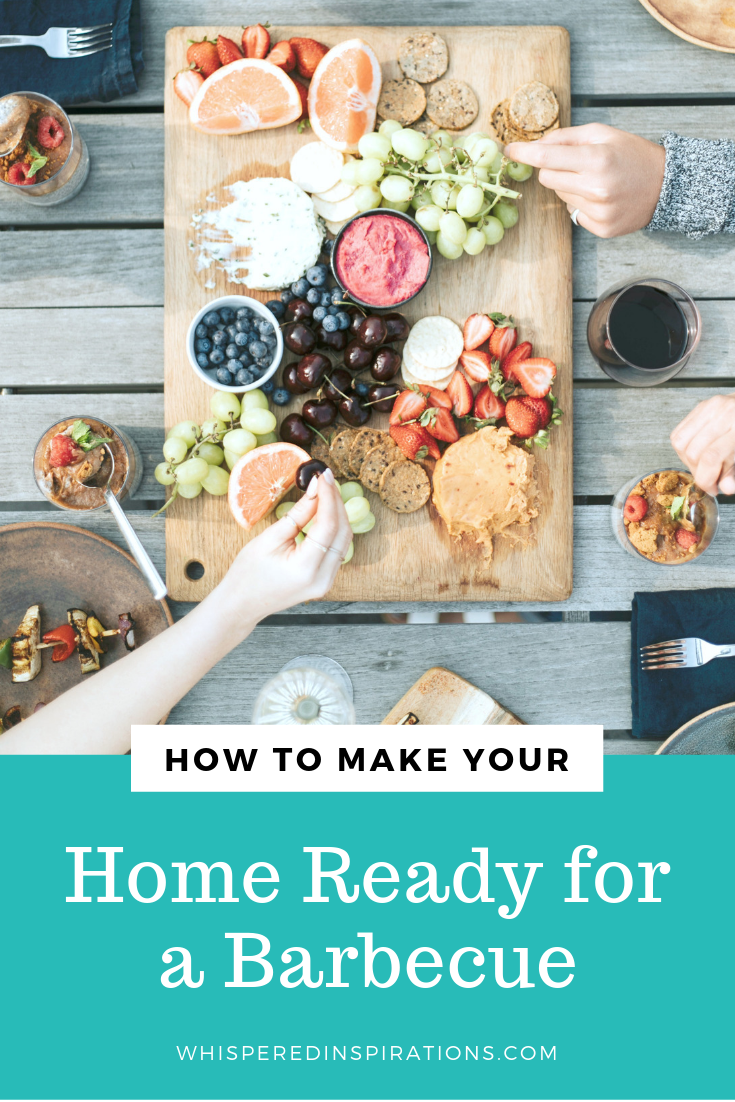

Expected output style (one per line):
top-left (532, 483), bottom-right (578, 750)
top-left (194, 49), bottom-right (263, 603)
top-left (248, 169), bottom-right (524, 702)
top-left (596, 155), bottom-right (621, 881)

top-left (12, 604), bottom-right (41, 683)
top-left (85, 614), bottom-right (105, 654)
top-left (118, 613), bottom-right (136, 651)
top-left (0, 637), bottom-right (11, 670)
top-left (42, 623), bottom-right (77, 663)
top-left (2, 704), bottom-right (21, 730)
top-left (67, 609), bottom-right (100, 674)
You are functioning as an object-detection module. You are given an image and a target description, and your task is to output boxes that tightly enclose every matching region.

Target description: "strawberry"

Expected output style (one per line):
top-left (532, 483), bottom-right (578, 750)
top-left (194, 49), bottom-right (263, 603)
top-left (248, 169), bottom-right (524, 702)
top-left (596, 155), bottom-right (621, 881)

top-left (267, 40), bottom-right (296, 71)
top-left (500, 340), bottom-right (532, 382)
top-left (49, 433), bottom-right (82, 468)
top-left (488, 323), bottom-right (517, 361)
top-left (504, 397), bottom-right (541, 439)
top-left (418, 384), bottom-right (453, 410)
top-left (186, 37), bottom-right (222, 77)
top-left (173, 68), bottom-right (204, 106)
top-left (474, 385), bottom-right (506, 422)
top-left (513, 357), bottom-right (557, 399)
top-left (624, 494), bottom-right (648, 523)
top-left (446, 370), bottom-right (473, 417)
top-left (675, 528), bottom-right (700, 549)
top-left (293, 77), bottom-right (309, 121)
top-left (519, 395), bottom-right (551, 429)
top-left (459, 349), bottom-right (492, 383)
top-left (389, 388), bottom-right (427, 425)
top-left (390, 423), bottom-right (441, 462)
top-left (422, 406), bottom-right (459, 444)
top-left (463, 312), bottom-right (494, 351)
top-left (242, 23), bottom-right (270, 59)
top-left (289, 36), bottom-right (329, 78)
top-left (8, 162), bottom-right (33, 185)
top-left (216, 34), bottom-right (243, 65)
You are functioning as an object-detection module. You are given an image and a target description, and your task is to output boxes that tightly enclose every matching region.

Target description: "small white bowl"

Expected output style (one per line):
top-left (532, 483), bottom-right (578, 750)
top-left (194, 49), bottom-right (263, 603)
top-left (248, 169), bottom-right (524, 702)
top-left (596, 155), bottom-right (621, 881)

top-left (186, 294), bottom-right (284, 393)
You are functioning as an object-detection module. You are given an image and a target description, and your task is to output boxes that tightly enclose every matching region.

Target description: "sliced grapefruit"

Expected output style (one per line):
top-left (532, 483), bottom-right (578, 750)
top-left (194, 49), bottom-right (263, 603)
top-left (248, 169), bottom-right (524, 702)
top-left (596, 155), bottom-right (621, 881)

top-left (308, 38), bottom-right (382, 153)
top-left (189, 59), bottom-right (302, 135)
top-left (228, 442), bottom-right (310, 530)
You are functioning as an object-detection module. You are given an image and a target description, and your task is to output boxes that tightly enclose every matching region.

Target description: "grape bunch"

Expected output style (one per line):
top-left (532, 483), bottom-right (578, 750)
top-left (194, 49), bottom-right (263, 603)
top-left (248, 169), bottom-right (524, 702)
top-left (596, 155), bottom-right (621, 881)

top-left (152, 388), bottom-right (277, 515)
top-left (275, 480), bottom-right (376, 565)
top-left (341, 119), bottom-right (533, 259)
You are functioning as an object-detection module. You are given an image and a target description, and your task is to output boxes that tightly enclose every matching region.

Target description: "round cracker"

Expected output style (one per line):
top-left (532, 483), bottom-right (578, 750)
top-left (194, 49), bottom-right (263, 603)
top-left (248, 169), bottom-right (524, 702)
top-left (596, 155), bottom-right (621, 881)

top-left (398, 32), bottom-right (449, 84)
top-left (405, 315), bottom-right (464, 370)
top-left (360, 440), bottom-right (403, 493)
top-left (348, 428), bottom-right (386, 478)
top-left (508, 81), bottom-right (559, 133)
top-left (377, 78), bottom-right (426, 127)
top-left (411, 113), bottom-right (436, 137)
top-left (402, 344), bottom-right (455, 381)
top-left (426, 79), bottom-right (478, 131)
top-left (379, 460), bottom-right (431, 513)
top-left (329, 429), bottom-right (360, 477)
top-left (309, 435), bottom-right (339, 476)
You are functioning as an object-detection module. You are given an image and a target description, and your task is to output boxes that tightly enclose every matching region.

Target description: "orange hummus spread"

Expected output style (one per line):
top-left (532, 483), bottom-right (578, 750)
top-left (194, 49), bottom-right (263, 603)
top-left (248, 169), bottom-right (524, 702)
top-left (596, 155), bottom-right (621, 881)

top-left (432, 426), bottom-right (539, 557)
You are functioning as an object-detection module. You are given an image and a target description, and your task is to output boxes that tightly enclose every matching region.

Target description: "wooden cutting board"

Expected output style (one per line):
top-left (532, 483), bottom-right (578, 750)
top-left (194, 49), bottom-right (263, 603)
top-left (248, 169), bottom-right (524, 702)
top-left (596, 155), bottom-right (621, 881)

top-left (382, 666), bottom-right (523, 725)
top-left (639, 0), bottom-right (735, 52)
top-left (163, 25), bottom-right (572, 603)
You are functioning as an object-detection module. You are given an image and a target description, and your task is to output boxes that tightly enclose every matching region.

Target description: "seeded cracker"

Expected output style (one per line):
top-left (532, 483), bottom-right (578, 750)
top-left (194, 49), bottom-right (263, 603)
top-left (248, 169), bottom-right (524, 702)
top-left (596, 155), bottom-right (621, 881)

top-left (329, 429), bottom-right (359, 477)
top-left (412, 114), bottom-right (437, 137)
top-left (426, 79), bottom-right (478, 131)
top-left (398, 32), bottom-right (449, 84)
top-left (349, 429), bottom-right (386, 478)
top-left (360, 440), bottom-right (404, 493)
top-left (379, 460), bottom-right (432, 513)
top-left (377, 79), bottom-right (426, 127)
top-left (508, 81), bottom-right (559, 133)
top-left (309, 436), bottom-right (338, 476)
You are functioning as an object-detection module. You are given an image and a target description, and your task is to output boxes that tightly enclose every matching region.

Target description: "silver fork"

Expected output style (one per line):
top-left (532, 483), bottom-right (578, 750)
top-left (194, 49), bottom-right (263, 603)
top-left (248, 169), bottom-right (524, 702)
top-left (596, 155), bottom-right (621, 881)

top-left (0, 24), bottom-right (113, 59)
top-left (641, 637), bottom-right (735, 670)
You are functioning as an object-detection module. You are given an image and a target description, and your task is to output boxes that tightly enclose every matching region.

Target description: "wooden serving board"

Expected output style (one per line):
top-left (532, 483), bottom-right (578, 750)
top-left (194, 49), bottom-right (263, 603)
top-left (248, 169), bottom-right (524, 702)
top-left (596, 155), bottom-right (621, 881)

top-left (164, 25), bottom-right (572, 603)
top-left (639, 0), bottom-right (735, 53)
top-left (382, 666), bottom-right (523, 725)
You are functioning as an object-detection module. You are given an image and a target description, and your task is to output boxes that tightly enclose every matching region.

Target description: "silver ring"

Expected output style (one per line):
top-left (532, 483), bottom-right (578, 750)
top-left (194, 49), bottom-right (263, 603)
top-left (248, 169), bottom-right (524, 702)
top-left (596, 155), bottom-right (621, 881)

top-left (570, 207), bottom-right (580, 226)
top-left (326, 544), bottom-right (347, 557)
top-left (305, 533), bottom-right (329, 554)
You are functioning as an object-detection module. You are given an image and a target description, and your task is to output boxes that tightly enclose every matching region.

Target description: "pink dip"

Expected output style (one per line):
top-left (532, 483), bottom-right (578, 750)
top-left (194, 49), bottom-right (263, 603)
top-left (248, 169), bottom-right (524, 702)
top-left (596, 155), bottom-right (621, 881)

top-left (335, 213), bottom-right (430, 306)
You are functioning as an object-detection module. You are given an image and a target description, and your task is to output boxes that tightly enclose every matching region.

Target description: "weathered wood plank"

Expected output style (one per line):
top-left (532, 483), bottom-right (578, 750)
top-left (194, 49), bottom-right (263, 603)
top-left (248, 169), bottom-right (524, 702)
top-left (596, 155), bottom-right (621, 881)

top-left (574, 105), bottom-right (735, 140)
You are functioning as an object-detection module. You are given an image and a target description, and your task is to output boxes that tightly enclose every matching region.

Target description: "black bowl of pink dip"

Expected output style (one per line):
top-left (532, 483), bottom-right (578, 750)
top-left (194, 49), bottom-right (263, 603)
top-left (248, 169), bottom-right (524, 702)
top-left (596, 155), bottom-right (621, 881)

top-left (331, 208), bottom-right (432, 310)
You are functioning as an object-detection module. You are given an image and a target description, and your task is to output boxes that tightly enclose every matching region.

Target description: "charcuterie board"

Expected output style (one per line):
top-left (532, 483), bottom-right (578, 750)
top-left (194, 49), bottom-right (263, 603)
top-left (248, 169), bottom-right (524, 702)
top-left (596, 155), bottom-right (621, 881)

top-left (382, 667), bottom-right (523, 725)
top-left (163, 24), bottom-right (572, 603)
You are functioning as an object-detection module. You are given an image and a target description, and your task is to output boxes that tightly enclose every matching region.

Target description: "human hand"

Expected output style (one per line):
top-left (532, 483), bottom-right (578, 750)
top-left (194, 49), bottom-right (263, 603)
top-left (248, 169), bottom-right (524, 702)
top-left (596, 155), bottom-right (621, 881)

top-left (670, 395), bottom-right (735, 496)
top-left (504, 123), bottom-right (666, 238)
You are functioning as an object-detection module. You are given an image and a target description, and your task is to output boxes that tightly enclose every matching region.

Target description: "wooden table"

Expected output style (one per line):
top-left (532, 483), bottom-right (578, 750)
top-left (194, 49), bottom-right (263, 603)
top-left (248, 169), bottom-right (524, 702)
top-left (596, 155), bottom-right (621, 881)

top-left (3, 1), bottom-right (734, 752)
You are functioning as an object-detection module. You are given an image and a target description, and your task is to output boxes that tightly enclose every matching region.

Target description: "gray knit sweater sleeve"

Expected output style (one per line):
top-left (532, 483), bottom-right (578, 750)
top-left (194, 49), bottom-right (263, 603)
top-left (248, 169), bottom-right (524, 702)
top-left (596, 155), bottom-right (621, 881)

top-left (647, 132), bottom-right (735, 238)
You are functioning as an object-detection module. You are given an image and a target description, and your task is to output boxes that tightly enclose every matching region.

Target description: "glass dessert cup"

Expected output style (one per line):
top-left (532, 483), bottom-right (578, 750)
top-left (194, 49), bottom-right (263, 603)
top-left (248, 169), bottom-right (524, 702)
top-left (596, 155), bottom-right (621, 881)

top-left (33, 417), bottom-right (142, 512)
top-left (0, 91), bottom-right (89, 205)
top-left (611, 469), bottom-right (719, 565)
top-left (252, 656), bottom-right (355, 724)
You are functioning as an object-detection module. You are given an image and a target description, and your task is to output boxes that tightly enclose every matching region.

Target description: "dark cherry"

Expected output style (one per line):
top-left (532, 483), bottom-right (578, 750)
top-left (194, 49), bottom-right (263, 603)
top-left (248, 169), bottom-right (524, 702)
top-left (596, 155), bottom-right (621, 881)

top-left (283, 362), bottom-right (310, 395)
top-left (338, 395), bottom-right (371, 427)
top-left (321, 367), bottom-right (352, 403)
top-left (357, 314), bottom-right (388, 348)
top-left (302, 398), bottom-right (337, 429)
top-left (367, 383), bottom-right (400, 413)
top-left (283, 321), bottom-right (316, 355)
top-left (286, 298), bottom-right (314, 323)
top-left (296, 352), bottom-right (331, 389)
top-left (315, 324), bottom-right (349, 353)
top-left (348, 310), bottom-right (364, 338)
top-left (344, 338), bottom-right (374, 371)
top-left (370, 346), bottom-right (402, 382)
top-left (296, 459), bottom-right (328, 492)
top-left (383, 312), bottom-right (410, 342)
top-left (280, 413), bottom-right (313, 447)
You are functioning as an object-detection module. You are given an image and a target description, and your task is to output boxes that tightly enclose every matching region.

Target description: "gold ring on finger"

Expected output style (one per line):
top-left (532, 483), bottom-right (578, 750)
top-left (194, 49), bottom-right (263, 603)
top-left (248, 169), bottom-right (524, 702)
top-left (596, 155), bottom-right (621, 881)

top-left (305, 533), bottom-right (329, 554)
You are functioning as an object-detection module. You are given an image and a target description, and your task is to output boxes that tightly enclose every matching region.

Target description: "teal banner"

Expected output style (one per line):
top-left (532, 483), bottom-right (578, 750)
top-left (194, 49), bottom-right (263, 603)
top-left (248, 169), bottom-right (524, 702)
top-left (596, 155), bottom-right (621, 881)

top-left (0, 757), bottom-right (731, 1100)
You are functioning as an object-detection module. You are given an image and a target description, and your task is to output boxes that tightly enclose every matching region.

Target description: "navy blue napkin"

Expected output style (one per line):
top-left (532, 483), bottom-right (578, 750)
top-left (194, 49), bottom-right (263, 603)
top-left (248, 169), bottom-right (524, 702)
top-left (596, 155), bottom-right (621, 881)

top-left (631, 588), bottom-right (735, 738)
top-left (0, 0), bottom-right (143, 104)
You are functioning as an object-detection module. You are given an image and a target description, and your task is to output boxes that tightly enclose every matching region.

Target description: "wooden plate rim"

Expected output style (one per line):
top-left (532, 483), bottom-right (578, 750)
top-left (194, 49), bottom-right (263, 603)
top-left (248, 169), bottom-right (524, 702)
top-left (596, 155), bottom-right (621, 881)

top-left (638, 0), bottom-right (735, 54)
top-left (655, 700), bottom-right (735, 753)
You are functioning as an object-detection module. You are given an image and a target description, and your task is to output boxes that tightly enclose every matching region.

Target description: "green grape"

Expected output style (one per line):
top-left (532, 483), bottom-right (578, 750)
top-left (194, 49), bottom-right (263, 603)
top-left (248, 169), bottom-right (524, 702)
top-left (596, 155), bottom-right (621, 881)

top-left (415, 204), bottom-right (443, 232)
top-left (459, 165), bottom-right (489, 183)
top-left (506, 160), bottom-right (533, 182)
top-left (342, 540), bottom-right (354, 564)
top-left (201, 418), bottom-right (227, 438)
top-left (439, 210), bottom-right (467, 245)
top-left (168, 420), bottom-right (199, 448)
top-left (379, 175), bottom-right (413, 203)
top-left (340, 160), bottom-right (360, 185)
top-left (344, 496), bottom-right (371, 524)
top-left (382, 198), bottom-right (411, 212)
top-left (453, 146), bottom-right (469, 165)
top-left (275, 500), bottom-right (295, 519)
top-left (162, 435), bottom-right (188, 465)
top-left (197, 442), bottom-right (225, 466)
top-left (410, 184), bottom-right (432, 210)
top-left (425, 229), bottom-right (437, 244)
top-left (175, 457), bottom-right (209, 485)
top-left (470, 137), bottom-right (499, 167)
top-left (391, 128), bottom-right (429, 161)
top-left (429, 129), bottom-right (453, 148)
top-left (461, 131), bottom-right (491, 153)
top-left (241, 388), bottom-right (269, 411)
top-left (435, 232), bottom-right (464, 259)
top-left (463, 227), bottom-right (487, 255)
top-left (177, 481), bottom-right (203, 499)
top-left (423, 146), bottom-right (452, 173)
top-left (480, 215), bottom-right (505, 245)
top-left (358, 132), bottom-right (391, 160)
top-left (456, 184), bottom-right (485, 219)
top-left (355, 157), bottom-right (384, 185)
top-left (201, 464), bottom-right (230, 496)
top-left (489, 151), bottom-right (504, 174)
top-left (379, 118), bottom-right (402, 138)
top-left (223, 427), bottom-right (257, 456)
top-left (302, 518), bottom-right (315, 534)
top-left (494, 200), bottom-right (519, 228)
top-left (224, 448), bottom-right (241, 470)
top-left (295, 532), bottom-right (306, 545)
top-left (447, 184), bottom-right (461, 210)
top-left (210, 391), bottom-right (241, 420)
top-left (339, 481), bottom-right (364, 502)
top-left (241, 408), bottom-right (276, 435)
top-left (350, 512), bottom-right (376, 534)
top-left (154, 462), bottom-right (176, 486)
top-left (255, 431), bottom-right (278, 446)
top-left (353, 183), bottom-right (382, 212)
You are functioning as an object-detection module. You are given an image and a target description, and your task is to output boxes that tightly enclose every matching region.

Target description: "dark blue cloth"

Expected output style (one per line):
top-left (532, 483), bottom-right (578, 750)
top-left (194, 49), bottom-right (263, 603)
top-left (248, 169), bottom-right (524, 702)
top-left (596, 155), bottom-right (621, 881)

top-left (0, 0), bottom-right (143, 104)
top-left (631, 588), bottom-right (735, 738)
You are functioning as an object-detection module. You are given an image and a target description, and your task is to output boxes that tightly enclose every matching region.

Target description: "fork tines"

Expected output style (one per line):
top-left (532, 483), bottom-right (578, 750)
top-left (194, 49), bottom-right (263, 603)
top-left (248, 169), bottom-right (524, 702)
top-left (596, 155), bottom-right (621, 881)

top-left (68, 23), bottom-right (113, 55)
top-left (640, 639), bottom-right (685, 670)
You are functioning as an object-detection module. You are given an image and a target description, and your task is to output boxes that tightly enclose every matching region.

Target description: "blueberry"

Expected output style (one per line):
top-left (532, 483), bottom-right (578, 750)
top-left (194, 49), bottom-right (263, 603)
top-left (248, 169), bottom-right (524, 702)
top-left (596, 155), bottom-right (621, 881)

top-left (257, 356), bottom-right (271, 368)
top-left (313, 305), bottom-right (327, 322)
top-left (239, 350), bottom-right (254, 365)
top-left (354, 381), bottom-right (370, 397)
top-left (251, 365), bottom-right (265, 378)
top-left (225, 343), bottom-right (239, 360)
top-left (233, 331), bottom-right (247, 347)
top-left (226, 358), bottom-right (242, 373)
top-left (331, 287), bottom-right (344, 305)
top-left (236, 307), bottom-right (251, 319)
top-left (291, 277), bottom-right (310, 297)
top-left (280, 290), bottom-right (294, 304)
top-left (209, 348), bottom-right (225, 365)
top-left (216, 367), bottom-right (234, 385)
top-left (203, 311), bottom-right (221, 327)
top-left (327, 304), bottom-right (339, 315)
top-left (196, 352), bottom-right (210, 369)
top-left (306, 264), bottom-right (328, 286)
top-left (226, 324), bottom-right (238, 340)
top-left (235, 319), bottom-right (250, 334)
top-left (212, 330), bottom-right (228, 347)
top-left (321, 239), bottom-right (334, 256)
top-left (336, 311), bottom-right (351, 330)
top-left (195, 337), bottom-right (212, 353)
top-left (261, 378), bottom-right (275, 395)
top-left (219, 307), bottom-right (235, 323)
top-left (306, 287), bottom-right (321, 304)
top-left (322, 314), bottom-right (339, 332)
top-left (249, 340), bottom-right (267, 358)
top-left (320, 290), bottom-right (332, 307)
top-left (235, 367), bottom-right (254, 386)
top-left (264, 334), bottom-right (277, 348)
top-left (266, 299), bottom-right (285, 318)
top-left (195, 322), bottom-right (208, 339)
top-left (257, 318), bottom-right (272, 335)
top-left (273, 388), bottom-right (290, 406)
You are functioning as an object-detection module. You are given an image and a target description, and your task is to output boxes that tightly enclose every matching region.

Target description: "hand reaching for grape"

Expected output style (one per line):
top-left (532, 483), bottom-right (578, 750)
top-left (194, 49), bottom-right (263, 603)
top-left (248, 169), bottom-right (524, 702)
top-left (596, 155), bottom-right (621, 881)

top-left (504, 123), bottom-right (666, 238)
top-left (670, 395), bottom-right (735, 496)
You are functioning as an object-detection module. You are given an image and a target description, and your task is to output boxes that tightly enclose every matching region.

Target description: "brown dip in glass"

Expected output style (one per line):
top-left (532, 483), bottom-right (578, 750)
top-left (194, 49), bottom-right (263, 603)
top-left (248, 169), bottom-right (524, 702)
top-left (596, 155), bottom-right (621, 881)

top-left (34, 418), bottom-right (136, 511)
